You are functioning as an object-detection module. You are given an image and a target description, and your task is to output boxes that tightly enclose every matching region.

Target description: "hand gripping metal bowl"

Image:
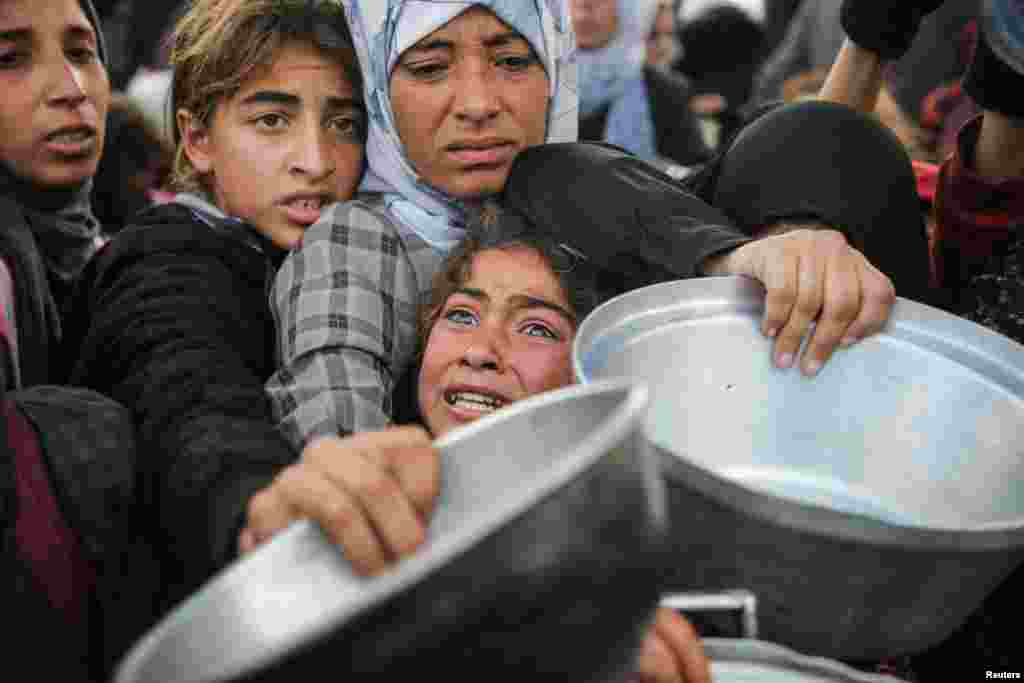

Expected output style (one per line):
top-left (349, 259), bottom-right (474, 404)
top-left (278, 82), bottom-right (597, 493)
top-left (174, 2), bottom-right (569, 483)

top-left (114, 380), bottom-right (668, 683)
top-left (573, 276), bottom-right (1024, 661)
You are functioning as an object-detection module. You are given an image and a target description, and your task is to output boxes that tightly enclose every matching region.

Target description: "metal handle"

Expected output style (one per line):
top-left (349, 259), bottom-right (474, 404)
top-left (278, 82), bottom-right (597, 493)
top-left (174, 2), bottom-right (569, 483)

top-left (660, 590), bottom-right (758, 640)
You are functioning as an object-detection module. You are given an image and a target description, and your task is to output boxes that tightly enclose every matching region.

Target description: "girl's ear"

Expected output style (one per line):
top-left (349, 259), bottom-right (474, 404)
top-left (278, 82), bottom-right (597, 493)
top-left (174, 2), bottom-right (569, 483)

top-left (177, 108), bottom-right (213, 174)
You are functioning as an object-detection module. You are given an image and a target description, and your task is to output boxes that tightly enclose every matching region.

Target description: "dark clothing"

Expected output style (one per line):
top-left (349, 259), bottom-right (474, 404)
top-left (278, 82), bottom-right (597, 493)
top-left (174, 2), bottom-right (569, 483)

top-left (2, 385), bottom-right (155, 682)
top-left (684, 100), bottom-right (934, 306)
top-left (502, 142), bottom-right (753, 298)
top-left (69, 202), bottom-right (297, 611)
top-left (934, 115), bottom-right (1024, 312)
top-left (645, 67), bottom-right (714, 167)
top-left (578, 67), bottom-right (712, 169)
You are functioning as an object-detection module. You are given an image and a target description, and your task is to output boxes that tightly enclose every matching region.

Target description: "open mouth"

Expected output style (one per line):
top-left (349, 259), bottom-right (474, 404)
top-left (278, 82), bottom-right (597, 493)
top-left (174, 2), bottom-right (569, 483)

top-left (281, 195), bottom-right (331, 225)
top-left (46, 128), bottom-right (94, 144)
top-left (444, 389), bottom-right (508, 415)
top-left (44, 126), bottom-right (97, 156)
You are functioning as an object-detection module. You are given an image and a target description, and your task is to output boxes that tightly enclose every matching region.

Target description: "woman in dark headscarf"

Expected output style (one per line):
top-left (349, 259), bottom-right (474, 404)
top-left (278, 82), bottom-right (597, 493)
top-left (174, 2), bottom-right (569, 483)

top-left (0, 0), bottom-right (110, 387)
top-left (0, 4), bottom-right (155, 682)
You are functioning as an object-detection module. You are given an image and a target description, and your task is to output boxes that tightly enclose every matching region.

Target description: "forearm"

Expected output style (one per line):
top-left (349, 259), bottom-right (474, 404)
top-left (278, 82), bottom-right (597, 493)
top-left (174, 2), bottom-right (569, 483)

top-left (266, 346), bottom-right (396, 450)
top-left (818, 38), bottom-right (884, 113)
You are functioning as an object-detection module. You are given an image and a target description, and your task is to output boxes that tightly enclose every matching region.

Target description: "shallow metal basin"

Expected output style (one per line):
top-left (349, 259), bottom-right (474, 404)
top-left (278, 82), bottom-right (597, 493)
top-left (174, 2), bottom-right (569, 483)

top-left (574, 276), bottom-right (1024, 659)
top-left (114, 380), bottom-right (665, 682)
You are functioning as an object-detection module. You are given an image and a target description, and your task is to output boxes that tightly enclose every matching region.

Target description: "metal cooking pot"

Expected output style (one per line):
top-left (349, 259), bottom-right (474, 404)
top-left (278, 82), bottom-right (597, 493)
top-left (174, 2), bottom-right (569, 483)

top-left (574, 276), bottom-right (1024, 660)
top-left (114, 380), bottom-right (667, 683)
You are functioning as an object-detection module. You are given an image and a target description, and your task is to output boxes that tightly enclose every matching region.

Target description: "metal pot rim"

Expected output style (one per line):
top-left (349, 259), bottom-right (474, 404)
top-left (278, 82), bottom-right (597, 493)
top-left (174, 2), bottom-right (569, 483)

top-left (573, 276), bottom-right (1024, 545)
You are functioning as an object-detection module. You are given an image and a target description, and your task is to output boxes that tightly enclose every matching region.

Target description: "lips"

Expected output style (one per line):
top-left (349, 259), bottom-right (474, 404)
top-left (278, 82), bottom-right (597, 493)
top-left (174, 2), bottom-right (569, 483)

top-left (446, 140), bottom-right (516, 167)
top-left (443, 387), bottom-right (511, 416)
top-left (279, 194), bottom-right (331, 226)
top-left (43, 125), bottom-right (97, 156)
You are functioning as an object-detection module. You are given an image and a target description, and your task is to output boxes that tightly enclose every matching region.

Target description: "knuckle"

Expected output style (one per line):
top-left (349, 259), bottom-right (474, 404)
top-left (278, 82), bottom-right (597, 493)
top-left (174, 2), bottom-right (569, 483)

top-left (356, 469), bottom-right (400, 501)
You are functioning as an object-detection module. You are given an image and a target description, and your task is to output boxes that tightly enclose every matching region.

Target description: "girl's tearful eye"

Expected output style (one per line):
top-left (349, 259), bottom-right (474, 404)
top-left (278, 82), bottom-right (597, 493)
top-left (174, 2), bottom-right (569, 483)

top-left (444, 308), bottom-right (479, 327)
top-left (521, 321), bottom-right (559, 340)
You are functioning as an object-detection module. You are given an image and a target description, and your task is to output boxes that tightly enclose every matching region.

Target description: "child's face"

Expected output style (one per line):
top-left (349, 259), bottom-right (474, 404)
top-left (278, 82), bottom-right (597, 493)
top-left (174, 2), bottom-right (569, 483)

top-left (180, 41), bottom-right (365, 249)
top-left (0, 0), bottom-right (110, 189)
top-left (418, 246), bottom-right (577, 438)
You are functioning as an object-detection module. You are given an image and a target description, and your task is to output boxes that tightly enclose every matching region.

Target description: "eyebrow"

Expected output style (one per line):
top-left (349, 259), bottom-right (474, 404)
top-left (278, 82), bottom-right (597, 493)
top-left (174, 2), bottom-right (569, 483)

top-left (407, 31), bottom-right (528, 54)
top-left (455, 287), bottom-right (577, 327)
top-left (238, 91), bottom-right (361, 111)
top-left (0, 23), bottom-right (96, 42)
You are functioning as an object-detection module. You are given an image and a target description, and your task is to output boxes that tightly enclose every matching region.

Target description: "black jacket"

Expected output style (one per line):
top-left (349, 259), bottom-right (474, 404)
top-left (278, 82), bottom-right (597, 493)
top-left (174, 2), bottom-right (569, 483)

top-left (69, 202), bottom-right (297, 609)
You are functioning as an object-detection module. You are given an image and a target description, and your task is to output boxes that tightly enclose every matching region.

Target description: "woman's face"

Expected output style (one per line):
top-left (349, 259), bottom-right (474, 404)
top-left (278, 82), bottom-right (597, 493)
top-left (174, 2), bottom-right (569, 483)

top-left (647, 5), bottom-right (678, 67)
top-left (571, 0), bottom-right (620, 50)
top-left (418, 246), bottom-right (576, 438)
top-left (389, 7), bottom-right (550, 201)
top-left (0, 0), bottom-right (110, 189)
top-left (179, 41), bottom-right (365, 249)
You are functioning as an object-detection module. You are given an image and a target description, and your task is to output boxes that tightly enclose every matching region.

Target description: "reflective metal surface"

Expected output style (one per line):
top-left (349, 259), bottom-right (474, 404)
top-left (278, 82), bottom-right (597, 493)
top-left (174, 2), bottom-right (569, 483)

top-left (704, 640), bottom-right (904, 682)
top-left (574, 276), bottom-right (1024, 658)
top-left (115, 380), bottom-right (665, 683)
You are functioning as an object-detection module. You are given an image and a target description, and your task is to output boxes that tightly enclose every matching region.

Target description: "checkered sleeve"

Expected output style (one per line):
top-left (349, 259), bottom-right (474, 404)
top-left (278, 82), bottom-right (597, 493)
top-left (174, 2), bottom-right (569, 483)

top-left (266, 201), bottom-right (423, 450)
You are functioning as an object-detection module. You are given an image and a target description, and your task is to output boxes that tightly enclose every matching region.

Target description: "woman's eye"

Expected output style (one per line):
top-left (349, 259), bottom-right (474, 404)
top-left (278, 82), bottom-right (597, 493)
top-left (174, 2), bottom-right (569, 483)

top-left (66, 47), bottom-right (97, 65)
top-left (521, 322), bottom-right (558, 340)
top-left (0, 50), bottom-right (25, 68)
top-left (496, 54), bottom-right (537, 71)
top-left (255, 113), bottom-right (287, 130)
top-left (329, 114), bottom-right (365, 139)
top-left (402, 61), bottom-right (448, 79)
top-left (444, 308), bottom-right (478, 326)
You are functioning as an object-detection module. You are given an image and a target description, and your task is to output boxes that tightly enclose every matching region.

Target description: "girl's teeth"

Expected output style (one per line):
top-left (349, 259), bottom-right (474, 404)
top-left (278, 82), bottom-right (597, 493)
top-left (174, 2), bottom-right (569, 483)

top-left (52, 131), bottom-right (90, 144)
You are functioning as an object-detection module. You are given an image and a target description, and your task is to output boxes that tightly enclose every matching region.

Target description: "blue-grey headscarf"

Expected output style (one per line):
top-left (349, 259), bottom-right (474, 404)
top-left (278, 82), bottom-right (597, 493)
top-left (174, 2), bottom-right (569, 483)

top-left (576, 0), bottom-right (659, 162)
top-left (342, 0), bottom-right (577, 253)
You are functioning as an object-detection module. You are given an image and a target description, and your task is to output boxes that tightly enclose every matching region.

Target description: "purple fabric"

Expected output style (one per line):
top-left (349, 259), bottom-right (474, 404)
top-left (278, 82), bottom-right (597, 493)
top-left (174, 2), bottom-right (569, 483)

top-left (10, 400), bottom-right (95, 626)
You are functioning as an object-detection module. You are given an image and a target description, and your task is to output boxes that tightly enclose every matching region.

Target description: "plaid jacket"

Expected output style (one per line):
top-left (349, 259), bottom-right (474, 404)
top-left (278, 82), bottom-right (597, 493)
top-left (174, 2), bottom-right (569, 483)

top-left (267, 195), bottom-right (443, 449)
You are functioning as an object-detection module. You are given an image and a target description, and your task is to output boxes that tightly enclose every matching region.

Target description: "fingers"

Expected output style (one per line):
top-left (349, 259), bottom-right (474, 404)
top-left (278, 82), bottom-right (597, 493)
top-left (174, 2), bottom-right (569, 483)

top-left (728, 227), bottom-right (895, 376)
top-left (652, 609), bottom-right (711, 683)
top-left (800, 235), bottom-right (862, 375)
top-left (350, 426), bottom-right (441, 522)
top-left (240, 427), bottom-right (441, 577)
top-left (634, 609), bottom-right (711, 683)
top-left (245, 462), bottom-right (393, 575)
top-left (842, 255), bottom-right (895, 344)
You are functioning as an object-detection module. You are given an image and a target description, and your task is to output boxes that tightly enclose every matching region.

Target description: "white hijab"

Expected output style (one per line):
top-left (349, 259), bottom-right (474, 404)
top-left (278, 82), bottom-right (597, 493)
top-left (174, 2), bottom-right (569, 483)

top-left (342, 0), bottom-right (578, 252)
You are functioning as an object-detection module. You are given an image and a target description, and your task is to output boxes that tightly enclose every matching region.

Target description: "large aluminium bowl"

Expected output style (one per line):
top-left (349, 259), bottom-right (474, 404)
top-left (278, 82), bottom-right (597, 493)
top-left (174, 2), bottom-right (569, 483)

top-left (573, 276), bottom-right (1024, 660)
top-left (115, 380), bottom-right (667, 683)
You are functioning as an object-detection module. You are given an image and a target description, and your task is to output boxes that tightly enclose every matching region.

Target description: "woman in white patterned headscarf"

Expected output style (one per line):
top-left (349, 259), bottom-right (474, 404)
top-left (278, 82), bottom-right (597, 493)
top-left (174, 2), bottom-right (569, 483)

top-left (346, 0), bottom-right (578, 251)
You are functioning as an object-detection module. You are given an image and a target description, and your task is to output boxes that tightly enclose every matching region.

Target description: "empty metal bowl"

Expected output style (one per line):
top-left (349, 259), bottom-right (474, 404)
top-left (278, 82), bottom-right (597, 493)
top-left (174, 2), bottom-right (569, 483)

top-left (574, 276), bottom-right (1024, 660)
top-left (114, 380), bottom-right (667, 683)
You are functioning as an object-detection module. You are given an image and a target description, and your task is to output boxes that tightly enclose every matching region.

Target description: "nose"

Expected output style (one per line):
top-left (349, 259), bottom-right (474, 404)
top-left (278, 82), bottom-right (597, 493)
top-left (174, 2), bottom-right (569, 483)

top-left (460, 325), bottom-right (505, 372)
top-left (289, 121), bottom-right (336, 181)
top-left (48, 60), bottom-right (88, 109)
top-left (453, 62), bottom-right (500, 125)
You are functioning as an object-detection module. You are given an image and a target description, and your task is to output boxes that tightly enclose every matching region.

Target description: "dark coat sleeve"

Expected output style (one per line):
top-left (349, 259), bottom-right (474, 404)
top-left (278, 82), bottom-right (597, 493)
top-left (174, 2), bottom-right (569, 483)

top-left (503, 142), bottom-right (752, 295)
top-left (70, 225), bottom-right (296, 593)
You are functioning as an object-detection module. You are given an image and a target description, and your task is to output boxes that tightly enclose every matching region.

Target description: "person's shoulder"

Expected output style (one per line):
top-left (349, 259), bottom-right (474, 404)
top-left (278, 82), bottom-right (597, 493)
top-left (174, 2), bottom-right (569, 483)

top-left (98, 203), bottom-right (255, 275)
top-left (297, 195), bottom-right (403, 246)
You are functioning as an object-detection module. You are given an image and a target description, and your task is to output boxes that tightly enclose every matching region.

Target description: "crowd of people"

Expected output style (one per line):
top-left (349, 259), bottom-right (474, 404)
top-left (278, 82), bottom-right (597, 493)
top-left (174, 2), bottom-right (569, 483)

top-left (1, 0), bottom-right (1021, 681)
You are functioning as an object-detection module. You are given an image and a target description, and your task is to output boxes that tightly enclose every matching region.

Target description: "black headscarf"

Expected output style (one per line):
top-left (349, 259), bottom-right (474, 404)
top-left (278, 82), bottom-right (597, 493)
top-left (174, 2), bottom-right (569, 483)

top-left (0, 0), bottom-right (107, 387)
